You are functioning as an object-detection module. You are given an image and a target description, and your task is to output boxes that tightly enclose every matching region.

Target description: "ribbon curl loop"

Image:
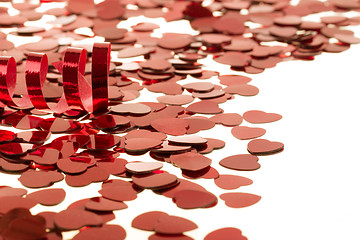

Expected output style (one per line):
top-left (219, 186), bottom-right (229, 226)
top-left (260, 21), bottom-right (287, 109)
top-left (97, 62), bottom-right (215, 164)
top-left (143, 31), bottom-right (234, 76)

top-left (0, 42), bottom-right (111, 114)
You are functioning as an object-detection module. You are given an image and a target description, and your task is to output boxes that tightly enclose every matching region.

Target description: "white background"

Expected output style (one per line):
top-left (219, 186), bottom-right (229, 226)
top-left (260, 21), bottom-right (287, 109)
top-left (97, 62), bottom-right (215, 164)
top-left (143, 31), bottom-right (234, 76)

top-left (1, 1), bottom-right (360, 239)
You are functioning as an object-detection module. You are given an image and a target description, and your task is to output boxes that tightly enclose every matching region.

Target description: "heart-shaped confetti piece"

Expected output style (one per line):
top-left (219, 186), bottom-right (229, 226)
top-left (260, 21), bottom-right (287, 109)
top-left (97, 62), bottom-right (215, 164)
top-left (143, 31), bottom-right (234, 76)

top-left (231, 126), bottom-right (266, 140)
top-left (173, 189), bottom-right (217, 209)
top-left (220, 154), bottom-right (260, 171)
top-left (243, 110), bottom-right (282, 123)
top-left (220, 192), bottom-right (261, 208)
top-left (247, 139), bottom-right (284, 155)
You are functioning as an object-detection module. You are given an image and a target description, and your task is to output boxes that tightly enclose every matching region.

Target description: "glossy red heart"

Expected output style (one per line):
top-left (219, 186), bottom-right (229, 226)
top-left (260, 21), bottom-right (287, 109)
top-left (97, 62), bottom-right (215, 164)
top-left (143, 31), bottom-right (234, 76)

top-left (220, 192), bottom-right (261, 208)
top-left (243, 110), bottom-right (282, 123)
top-left (219, 154), bottom-right (260, 171)
top-left (247, 139), bottom-right (284, 155)
top-left (231, 126), bottom-right (266, 140)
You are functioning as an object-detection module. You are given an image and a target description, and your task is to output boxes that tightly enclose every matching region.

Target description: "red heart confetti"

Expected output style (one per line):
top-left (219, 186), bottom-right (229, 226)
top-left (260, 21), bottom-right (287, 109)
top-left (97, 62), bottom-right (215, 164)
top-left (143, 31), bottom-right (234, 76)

top-left (84, 197), bottom-right (128, 212)
top-left (154, 215), bottom-right (198, 235)
top-left (86, 134), bottom-right (121, 150)
top-left (170, 152), bottom-right (212, 171)
top-left (124, 138), bottom-right (163, 153)
top-left (199, 138), bottom-right (226, 154)
top-left (172, 190), bottom-right (217, 209)
top-left (214, 175), bottom-right (253, 190)
top-left (0, 187), bottom-right (27, 197)
top-left (125, 162), bottom-right (163, 174)
top-left (18, 170), bottom-right (64, 188)
top-left (224, 84), bottom-right (259, 96)
top-left (65, 166), bottom-right (110, 187)
top-left (218, 75), bottom-right (252, 86)
top-left (132, 211), bottom-right (169, 232)
top-left (0, 157), bottom-right (31, 172)
top-left (0, 208), bottom-right (33, 233)
top-left (96, 157), bottom-right (127, 175)
top-left (231, 126), bottom-right (266, 140)
top-left (57, 157), bottom-right (89, 174)
top-left (0, 196), bottom-right (37, 214)
top-left (0, 130), bottom-right (15, 142)
top-left (26, 188), bottom-right (66, 206)
top-left (151, 141), bottom-right (192, 154)
top-left (204, 227), bottom-right (247, 240)
top-left (247, 139), bottom-right (284, 155)
top-left (147, 82), bottom-right (183, 95)
top-left (53, 208), bottom-right (103, 230)
top-left (149, 233), bottom-right (194, 240)
top-left (220, 154), bottom-right (261, 171)
top-left (23, 147), bottom-right (60, 165)
top-left (36, 211), bottom-right (56, 230)
top-left (73, 224), bottom-right (126, 240)
top-left (182, 166), bottom-right (219, 180)
top-left (186, 101), bottom-right (223, 114)
top-left (210, 113), bottom-right (243, 126)
top-left (2, 215), bottom-right (47, 240)
top-left (151, 118), bottom-right (189, 136)
top-left (183, 116), bottom-right (215, 134)
top-left (99, 184), bottom-right (137, 202)
top-left (125, 129), bottom-right (167, 141)
top-left (132, 172), bottom-right (179, 190)
top-left (167, 135), bottom-right (208, 146)
top-left (157, 179), bottom-right (207, 198)
top-left (220, 192), bottom-right (262, 208)
top-left (110, 103), bottom-right (151, 115)
top-left (0, 143), bottom-right (37, 157)
top-left (183, 82), bottom-right (215, 92)
top-left (15, 130), bottom-right (51, 144)
top-left (157, 95), bottom-right (194, 106)
top-left (214, 52), bottom-right (251, 68)
top-left (243, 110), bottom-right (282, 123)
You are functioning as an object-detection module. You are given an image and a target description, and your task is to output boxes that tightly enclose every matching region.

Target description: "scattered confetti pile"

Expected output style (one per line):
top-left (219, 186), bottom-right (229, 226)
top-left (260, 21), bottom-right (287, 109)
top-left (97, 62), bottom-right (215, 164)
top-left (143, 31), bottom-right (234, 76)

top-left (0, 0), bottom-right (359, 239)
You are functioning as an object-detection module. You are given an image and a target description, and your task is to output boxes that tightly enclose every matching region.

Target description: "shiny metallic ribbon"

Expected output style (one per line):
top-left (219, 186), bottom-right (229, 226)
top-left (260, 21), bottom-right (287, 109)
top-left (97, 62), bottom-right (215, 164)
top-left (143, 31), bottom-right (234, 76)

top-left (0, 42), bottom-right (111, 114)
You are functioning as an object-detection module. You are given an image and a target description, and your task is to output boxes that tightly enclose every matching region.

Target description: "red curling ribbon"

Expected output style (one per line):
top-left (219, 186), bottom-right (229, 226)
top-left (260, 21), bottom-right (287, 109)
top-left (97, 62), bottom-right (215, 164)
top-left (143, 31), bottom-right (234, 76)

top-left (25, 52), bottom-right (69, 113)
top-left (0, 42), bottom-right (111, 114)
top-left (62, 47), bottom-right (88, 111)
top-left (0, 56), bottom-right (33, 108)
top-left (92, 42), bottom-right (111, 114)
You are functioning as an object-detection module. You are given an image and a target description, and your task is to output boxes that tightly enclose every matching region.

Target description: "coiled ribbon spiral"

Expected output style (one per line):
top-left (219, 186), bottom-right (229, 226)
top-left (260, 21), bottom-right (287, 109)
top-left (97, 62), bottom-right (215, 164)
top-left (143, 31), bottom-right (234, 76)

top-left (0, 42), bottom-right (111, 114)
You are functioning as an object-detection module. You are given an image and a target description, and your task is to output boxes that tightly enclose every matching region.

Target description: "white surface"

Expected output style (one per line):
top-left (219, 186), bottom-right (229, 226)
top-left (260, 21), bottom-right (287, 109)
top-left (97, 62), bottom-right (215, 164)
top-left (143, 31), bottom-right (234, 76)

top-left (1, 2), bottom-right (360, 239)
